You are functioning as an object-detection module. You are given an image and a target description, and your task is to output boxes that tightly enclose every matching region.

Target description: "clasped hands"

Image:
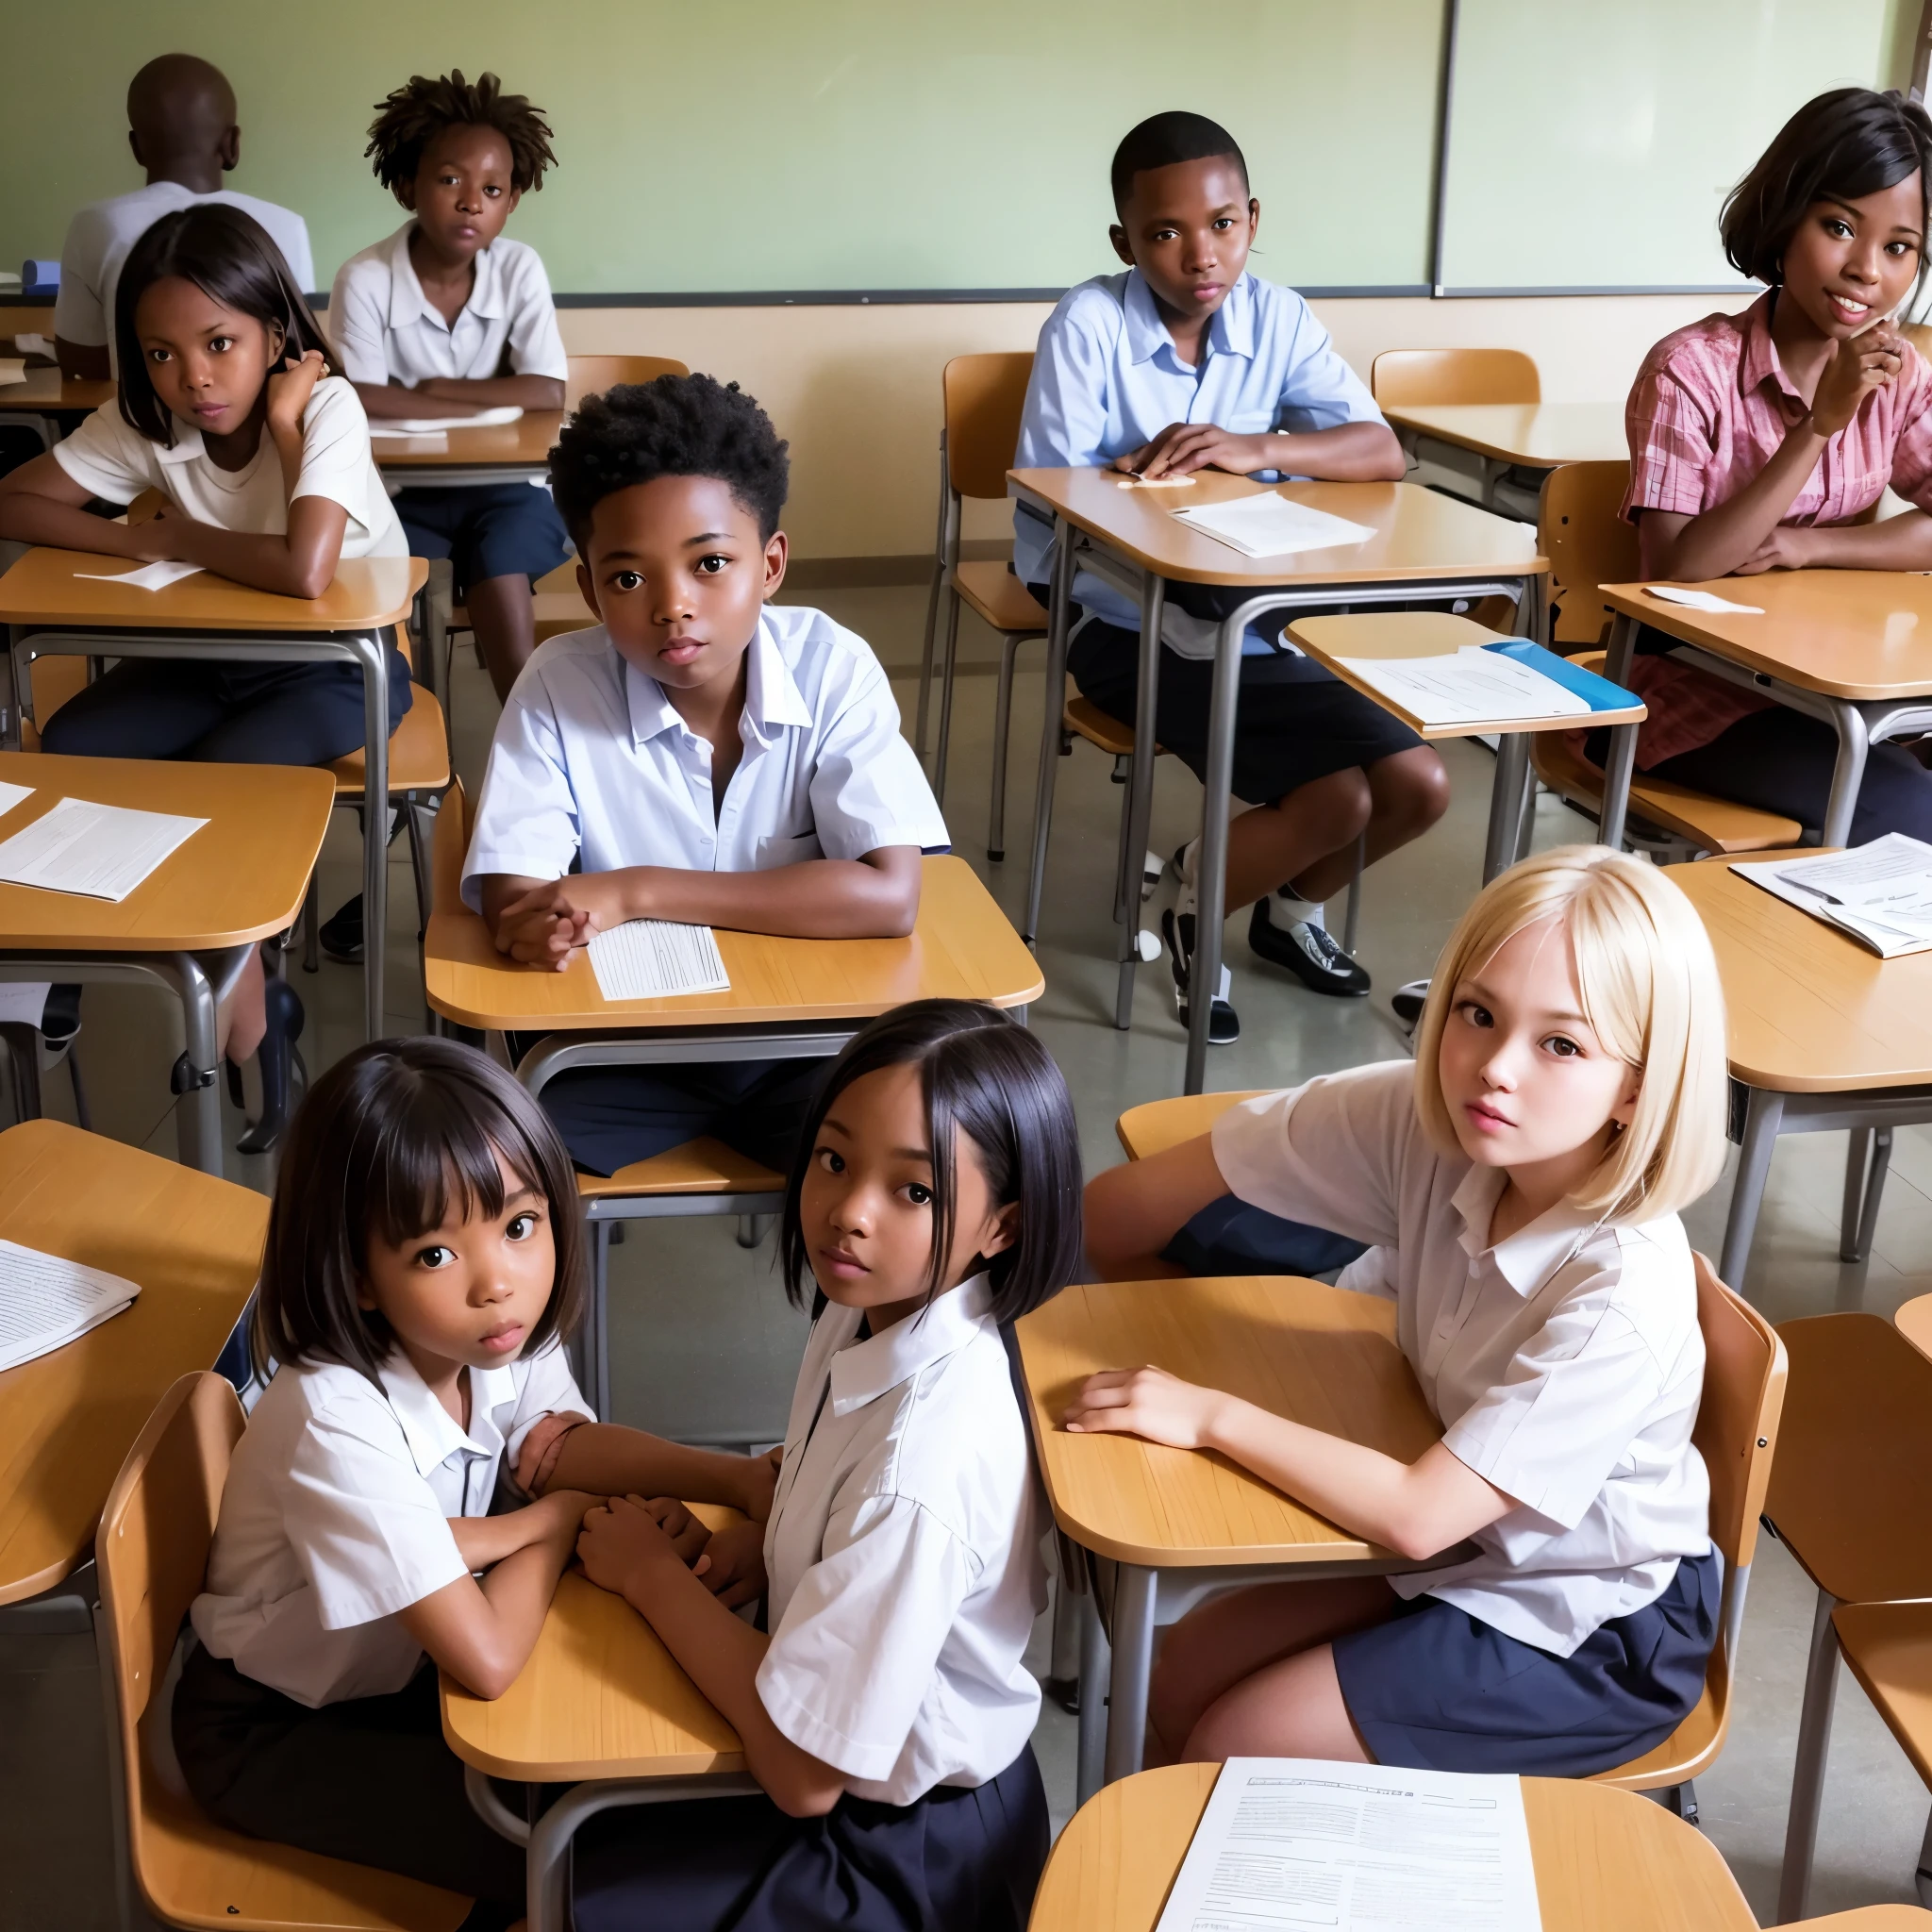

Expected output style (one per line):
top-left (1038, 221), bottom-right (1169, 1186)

top-left (492, 874), bottom-right (630, 969)
top-left (1113, 421), bottom-right (1275, 481)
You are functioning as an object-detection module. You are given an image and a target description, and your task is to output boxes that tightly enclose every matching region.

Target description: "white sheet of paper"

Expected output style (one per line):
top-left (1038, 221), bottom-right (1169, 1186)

top-left (0, 780), bottom-right (34, 820)
top-left (588, 920), bottom-right (732, 1001)
top-left (1643, 584), bottom-right (1763, 615)
top-left (1156, 1758), bottom-right (1541, 1932)
top-left (1116, 474), bottom-right (1198, 488)
top-left (1733, 834), bottom-right (1932, 957)
top-left (1173, 492), bottom-right (1376, 558)
top-left (0, 1238), bottom-right (141, 1374)
top-left (0, 796), bottom-right (208, 902)
top-left (73, 559), bottom-right (205, 592)
top-left (369, 405), bottom-right (524, 435)
top-left (369, 431), bottom-right (450, 452)
top-left (1336, 644), bottom-right (1591, 726)
top-left (0, 984), bottom-right (49, 1026)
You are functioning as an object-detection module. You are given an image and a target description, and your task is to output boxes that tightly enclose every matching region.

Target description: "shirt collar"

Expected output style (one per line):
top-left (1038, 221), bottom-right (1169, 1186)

top-left (620, 611), bottom-right (811, 751)
top-left (375, 1349), bottom-right (518, 1477)
top-left (1737, 290), bottom-right (1802, 406)
top-left (827, 1273), bottom-right (998, 1415)
top-left (384, 223), bottom-right (506, 330)
top-left (1449, 1164), bottom-right (1598, 1297)
top-left (1123, 266), bottom-right (1256, 368)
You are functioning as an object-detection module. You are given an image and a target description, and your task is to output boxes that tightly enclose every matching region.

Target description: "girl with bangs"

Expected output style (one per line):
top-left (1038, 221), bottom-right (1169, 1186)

top-left (1071, 846), bottom-right (1731, 1777)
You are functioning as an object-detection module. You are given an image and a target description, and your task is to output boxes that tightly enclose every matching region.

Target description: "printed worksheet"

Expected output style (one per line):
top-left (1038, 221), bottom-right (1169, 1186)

top-left (1335, 645), bottom-right (1591, 727)
top-left (369, 405), bottom-right (523, 434)
top-left (0, 795), bottom-right (208, 901)
top-left (73, 559), bottom-right (204, 592)
top-left (1733, 833), bottom-right (1932, 958)
top-left (0, 1239), bottom-right (142, 1374)
top-left (1174, 493), bottom-right (1376, 558)
top-left (1155, 1758), bottom-right (1541, 1932)
top-left (1642, 584), bottom-right (1762, 616)
top-left (588, 919), bottom-right (732, 1000)
top-left (0, 780), bottom-right (33, 819)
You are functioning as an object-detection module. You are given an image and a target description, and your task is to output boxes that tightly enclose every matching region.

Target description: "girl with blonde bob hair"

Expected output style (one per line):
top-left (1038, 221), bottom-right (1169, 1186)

top-left (1067, 845), bottom-right (1730, 1779)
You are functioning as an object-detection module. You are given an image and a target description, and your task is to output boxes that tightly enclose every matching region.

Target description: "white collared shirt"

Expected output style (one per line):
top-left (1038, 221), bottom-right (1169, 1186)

top-left (460, 607), bottom-right (948, 911)
top-left (56, 183), bottom-right (316, 368)
top-left (51, 378), bottom-right (408, 558)
top-left (190, 1341), bottom-right (589, 1707)
top-left (756, 1275), bottom-right (1046, 1806)
top-left (328, 224), bottom-right (568, 392)
top-left (1211, 1060), bottom-right (1710, 1657)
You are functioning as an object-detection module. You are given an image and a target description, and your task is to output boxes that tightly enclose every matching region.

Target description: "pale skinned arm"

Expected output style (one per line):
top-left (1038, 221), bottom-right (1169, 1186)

top-left (1118, 419), bottom-right (1406, 483)
top-left (351, 374), bottom-right (565, 419)
top-left (1083, 1134), bottom-right (1230, 1280)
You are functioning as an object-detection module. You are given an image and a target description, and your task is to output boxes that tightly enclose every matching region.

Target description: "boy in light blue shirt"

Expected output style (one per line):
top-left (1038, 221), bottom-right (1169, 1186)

top-left (1014, 111), bottom-right (1448, 1039)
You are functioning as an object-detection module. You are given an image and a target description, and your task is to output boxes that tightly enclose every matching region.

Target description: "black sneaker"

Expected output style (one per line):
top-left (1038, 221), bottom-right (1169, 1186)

top-left (1391, 980), bottom-right (1430, 1032)
top-left (1161, 906), bottom-right (1240, 1044)
top-left (1247, 899), bottom-right (1370, 996)
top-left (319, 894), bottom-right (364, 964)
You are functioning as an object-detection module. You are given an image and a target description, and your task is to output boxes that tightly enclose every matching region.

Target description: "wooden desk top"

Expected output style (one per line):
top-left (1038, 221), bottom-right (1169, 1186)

top-left (0, 367), bottom-right (115, 415)
top-left (1008, 469), bottom-right (1546, 590)
top-left (1288, 609), bottom-right (1645, 740)
top-left (441, 1552), bottom-right (743, 1780)
top-left (0, 547), bottom-right (425, 632)
top-left (1381, 400), bottom-right (1629, 468)
top-left (0, 753), bottom-right (333, 950)
top-left (1763, 1313), bottom-right (1932, 1605)
top-left (1017, 1275), bottom-right (1441, 1568)
top-left (1666, 853), bottom-right (1932, 1093)
top-left (425, 855), bottom-right (1043, 1032)
top-left (1027, 1764), bottom-right (1755, 1932)
top-left (1603, 572), bottom-right (1932, 703)
top-left (0, 1120), bottom-right (265, 1604)
top-left (374, 410), bottom-right (563, 471)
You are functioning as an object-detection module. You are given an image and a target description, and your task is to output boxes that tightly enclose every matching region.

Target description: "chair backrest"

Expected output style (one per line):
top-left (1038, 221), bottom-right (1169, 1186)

top-left (431, 774), bottom-right (475, 918)
top-left (1115, 1091), bottom-right (1267, 1161)
top-left (1370, 348), bottom-right (1541, 407)
top-left (1539, 459), bottom-right (1639, 650)
top-left (942, 352), bottom-right (1036, 500)
top-left (565, 355), bottom-right (691, 411)
top-left (1691, 1253), bottom-right (1786, 1574)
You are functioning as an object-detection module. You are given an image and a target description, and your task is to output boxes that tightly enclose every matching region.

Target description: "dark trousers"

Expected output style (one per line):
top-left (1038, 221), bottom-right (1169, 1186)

top-left (1163, 1194), bottom-right (1368, 1277)
top-left (572, 1742), bottom-right (1049, 1932)
top-left (171, 1644), bottom-right (525, 1927)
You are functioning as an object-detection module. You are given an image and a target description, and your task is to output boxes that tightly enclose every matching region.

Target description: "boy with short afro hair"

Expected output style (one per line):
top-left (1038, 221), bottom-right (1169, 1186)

top-left (463, 373), bottom-right (947, 1178)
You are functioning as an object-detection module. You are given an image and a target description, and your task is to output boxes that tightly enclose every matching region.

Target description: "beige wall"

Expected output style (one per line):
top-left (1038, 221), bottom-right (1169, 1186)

top-left (558, 291), bottom-right (1753, 565)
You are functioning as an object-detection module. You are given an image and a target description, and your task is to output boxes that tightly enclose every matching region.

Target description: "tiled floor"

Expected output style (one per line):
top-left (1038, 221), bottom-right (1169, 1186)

top-left (4, 581), bottom-right (1930, 1927)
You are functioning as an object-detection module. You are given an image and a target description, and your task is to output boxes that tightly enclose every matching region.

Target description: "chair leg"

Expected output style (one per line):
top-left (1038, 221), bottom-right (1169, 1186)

top-left (1777, 1588), bottom-right (1844, 1925)
top-left (1840, 1125), bottom-right (1891, 1264)
top-left (1075, 1583), bottom-right (1111, 1807)
top-left (302, 870), bottom-right (321, 974)
top-left (987, 631), bottom-right (1026, 862)
top-left (1653, 1780), bottom-right (1700, 1828)
top-left (1341, 829), bottom-right (1365, 958)
top-left (67, 1046), bottom-right (90, 1134)
top-left (737, 1213), bottom-right (772, 1249)
top-left (914, 455), bottom-right (951, 758)
top-left (1916, 1804), bottom-right (1932, 1908)
top-left (932, 583), bottom-right (964, 807)
top-left (1720, 1086), bottom-right (1784, 1291)
top-left (0, 1023), bottom-right (42, 1124)
top-left (404, 797), bottom-right (435, 942)
top-left (588, 1222), bottom-right (612, 1424)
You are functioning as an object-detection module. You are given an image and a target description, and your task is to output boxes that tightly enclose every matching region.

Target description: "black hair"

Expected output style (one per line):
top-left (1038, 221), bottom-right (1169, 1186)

top-left (365, 69), bottom-right (557, 197)
top-left (1110, 110), bottom-right (1249, 212)
top-left (778, 1000), bottom-right (1083, 1326)
top-left (1722, 87), bottom-right (1932, 295)
top-left (253, 1037), bottom-right (585, 1385)
top-left (113, 204), bottom-right (339, 448)
top-left (548, 373), bottom-right (791, 549)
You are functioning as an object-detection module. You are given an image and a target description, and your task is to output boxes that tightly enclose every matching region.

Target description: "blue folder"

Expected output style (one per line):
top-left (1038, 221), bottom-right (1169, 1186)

top-left (1481, 638), bottom-right (1640, 713)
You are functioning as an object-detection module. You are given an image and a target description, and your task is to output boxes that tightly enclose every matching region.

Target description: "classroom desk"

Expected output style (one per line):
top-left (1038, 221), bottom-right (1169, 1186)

top-left (1029, 1762), bottom-right (1757, 1932)
top-left (0, 546), bottom-right (425, 1039)
top-left (1016, 1274), bottom-right (1451, 1795)
top-left (1665, 852), bottom-right (1932, 1287)
top-left (371, 408), bottom-right (564, 488)
top-left (441, 1525), bottom-right (758, 1932)
top-left (1381, 400), bottom-right (1627, 515)
top-left (0, 751), bottom-right (332, 1173)
top-left (1009, 467), bottom-right (1547, 1092)
top-left (0, 366), bottom-right (115, 452)
top-left (0, 1118), bottom-right (266, 1610)
top-left (1602, 571), bottom-right (1932, 849)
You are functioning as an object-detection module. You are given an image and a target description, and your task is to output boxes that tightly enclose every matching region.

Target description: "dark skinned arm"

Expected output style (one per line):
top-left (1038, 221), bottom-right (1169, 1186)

top-left (351, 375), bottom-right (565, 419)
top-left (1120, 419), bottom-right (1407, 483)
top-left (515, 1415), bottom-right (780, 1522)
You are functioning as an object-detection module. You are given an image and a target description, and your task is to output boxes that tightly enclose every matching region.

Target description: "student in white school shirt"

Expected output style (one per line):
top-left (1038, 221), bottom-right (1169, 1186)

top-left (462, 375), bottom-right (948, 1182)
top-left (1070, 846), bottom-right (1733, 1777)
top-left (53, 53), bottom-right (314, 382)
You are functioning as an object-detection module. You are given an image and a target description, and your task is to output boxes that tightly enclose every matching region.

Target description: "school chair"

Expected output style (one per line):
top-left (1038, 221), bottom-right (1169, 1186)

top-left (564, 354), bottom-right (691, 410)
top-left (94, 1371), bottom-right (470, 1931)
top-left (1825, 1601), bottom-right (1932, 1911)
top-left (1768, 1312), bottom-right (1932, 1922)
top-left (1369, 348), bottom-right (1541, 408)
top-left (915, 352), bottom-right (1049, 859)
top-left (1895, 1292), bottom-right (1932, 1361)
top-left (1114, 1091), bottom-right (1265, 1161)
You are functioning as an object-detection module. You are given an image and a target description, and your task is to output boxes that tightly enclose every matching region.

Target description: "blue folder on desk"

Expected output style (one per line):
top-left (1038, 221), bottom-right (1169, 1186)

top-left (1481, 639), bottom-right (1640, 712)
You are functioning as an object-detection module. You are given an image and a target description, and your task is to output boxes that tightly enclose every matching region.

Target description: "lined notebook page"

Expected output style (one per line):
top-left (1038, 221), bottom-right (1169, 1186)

top-left (1335, 645), bottom-right (1591, 725)
top-left (0, 1239), bottom-right (142, 1374)
top-left (588, 920), bottom-right (732, 1000)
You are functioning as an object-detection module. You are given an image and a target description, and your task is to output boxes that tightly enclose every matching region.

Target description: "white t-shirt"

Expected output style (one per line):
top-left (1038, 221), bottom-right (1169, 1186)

top-left (756, 1274), bottom-right (1046, 1807)
top-left (328, 224), bottom-right (567, 391)
top-left (52, 377), bottom-right (408, 558)
top-left (1211, 1060), bottom-right (1711, 1657)
top-left (191, 1341), bottom-right (590, 1707)
top-left (55, 182), bottom-right (316, 365)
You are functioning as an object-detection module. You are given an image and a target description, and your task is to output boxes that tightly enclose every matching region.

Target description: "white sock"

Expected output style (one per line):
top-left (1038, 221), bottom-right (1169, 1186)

top-left (1271, 891), bottom-right (1325, 931)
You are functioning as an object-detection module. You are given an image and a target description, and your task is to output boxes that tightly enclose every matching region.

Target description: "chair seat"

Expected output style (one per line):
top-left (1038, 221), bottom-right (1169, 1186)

top-left (327, 687), bottom-right (451, 796)
top-left (1532, 729), bottom-right (1802, 855)
top-left (1589, 1670), bottom-right (1726, 1790)
top-left (953, 560), bottom-right (1047, 637)
top-left (576, 1136), bottom-right (786, 1201)
top-left (1064, 696), bottom-right (1164, 760)
top-left (1834, 1600), bottom-right (1932, 1788)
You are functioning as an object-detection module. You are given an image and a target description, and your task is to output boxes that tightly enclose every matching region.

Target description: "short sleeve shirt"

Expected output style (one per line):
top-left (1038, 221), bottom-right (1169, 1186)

top-left (190, 1342), bottom-right (590, 1707)
top-left (52, 377), bottom-right (408, 558)
top-left (460, 606), bottom-right (948, 909)
top-left (756, 1276), bottom-right (1046, 1805)
top-left (1211, 1060), bottom-right (1711, 1657)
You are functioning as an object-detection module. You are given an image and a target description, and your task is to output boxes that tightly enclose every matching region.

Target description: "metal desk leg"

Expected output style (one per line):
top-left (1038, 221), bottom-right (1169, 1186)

top-left (1185, 615), bottom-right (1244, 1094)
top-left (1596, 719), bottom-right (1639, 854)
top-left (1024, 523), bottom-right (1076, 946)
top-left (1483, 733), bottom-right (1530, 884)
top-left (1103, 1563), bottom-right (1158, 1785)
top-left (1603, 609), bottom-right (1639, 688)
top-left (1777, 1588), bottom-right (1843, 1925)
top-left (154, 950), bottom-right (230, 1176)
top-left (1076, 1583), bottom-right (1111, 1807)
top-left (1721, 1085), bottom-right (1786, 1290)
top-left (1115, 573), bottom-right (1166, 1029)
top-left (352, 629), bottom-right (391, 1040)
top-left (1821, 700), bottom-right (1873, 851)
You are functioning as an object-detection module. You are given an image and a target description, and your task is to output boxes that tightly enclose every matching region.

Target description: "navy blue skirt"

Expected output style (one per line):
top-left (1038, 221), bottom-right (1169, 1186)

top-left (394, 481), bottom-right (572, 597)
top-left (1332, 1549), bottom-right (1720, 1775)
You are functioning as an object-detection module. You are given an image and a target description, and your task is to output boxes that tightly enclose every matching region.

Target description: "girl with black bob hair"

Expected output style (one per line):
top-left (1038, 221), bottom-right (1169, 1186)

top-left (1591, 87), bottom-right (1932, 849)
top-left (564, 999), bottom-right (1080, 1931)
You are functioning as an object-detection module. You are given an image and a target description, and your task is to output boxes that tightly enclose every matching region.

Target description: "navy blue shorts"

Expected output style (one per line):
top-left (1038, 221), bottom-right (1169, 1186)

top-left (394, 481), bottom-right (571, 598)
top-left (1332, 1548), bottom-right (1720, 1775)
top-left (1162, 1195), bottom-right (1368, 1278)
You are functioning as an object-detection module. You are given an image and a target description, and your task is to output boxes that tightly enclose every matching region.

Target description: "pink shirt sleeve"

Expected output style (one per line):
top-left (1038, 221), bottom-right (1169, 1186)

top-left (1886, 343), bottom-right (1932, 512)
top-left (1623, 355), bottom-right (1723, 523)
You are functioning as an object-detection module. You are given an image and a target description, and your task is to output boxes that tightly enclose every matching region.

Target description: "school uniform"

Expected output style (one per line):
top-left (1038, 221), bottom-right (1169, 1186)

top-left (1211, 1061), bottom-right (1719, 1774)
top-left (461, 608), bottom-right (949, 1176)
top-left (572, 1274), bottom-right (1051, 1930)
top-left (56, 183), bottom-right (316, 373)
top-left (329, 225), bottom-right (572, 596)
top-left (1012, 266), bottom-right (1420, 808)
top-left (171, 1341), bottom-right (590, 1923)
top-left (39, 377), bottom-right (413, 765)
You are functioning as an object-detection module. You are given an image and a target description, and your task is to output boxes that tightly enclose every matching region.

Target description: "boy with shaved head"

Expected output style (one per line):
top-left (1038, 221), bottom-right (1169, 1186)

top-left (54, 53), bottom-right (314, 379)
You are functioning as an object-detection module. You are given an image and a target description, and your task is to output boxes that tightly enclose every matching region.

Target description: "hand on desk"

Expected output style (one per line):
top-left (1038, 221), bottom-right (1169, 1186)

top-left (492, 874), bottom-right (626, 968)
top-left (1063, 1364), bottom-right (1224, 1448)
top-left (1734, 525), bottom-right (1819, 575)
top-left (691, 1515), bottom-right (770, 1609)
top-left (577, 1492), bottom-right (703, 1605)
top-left (1116, 423), bottom-right (1270, 481)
